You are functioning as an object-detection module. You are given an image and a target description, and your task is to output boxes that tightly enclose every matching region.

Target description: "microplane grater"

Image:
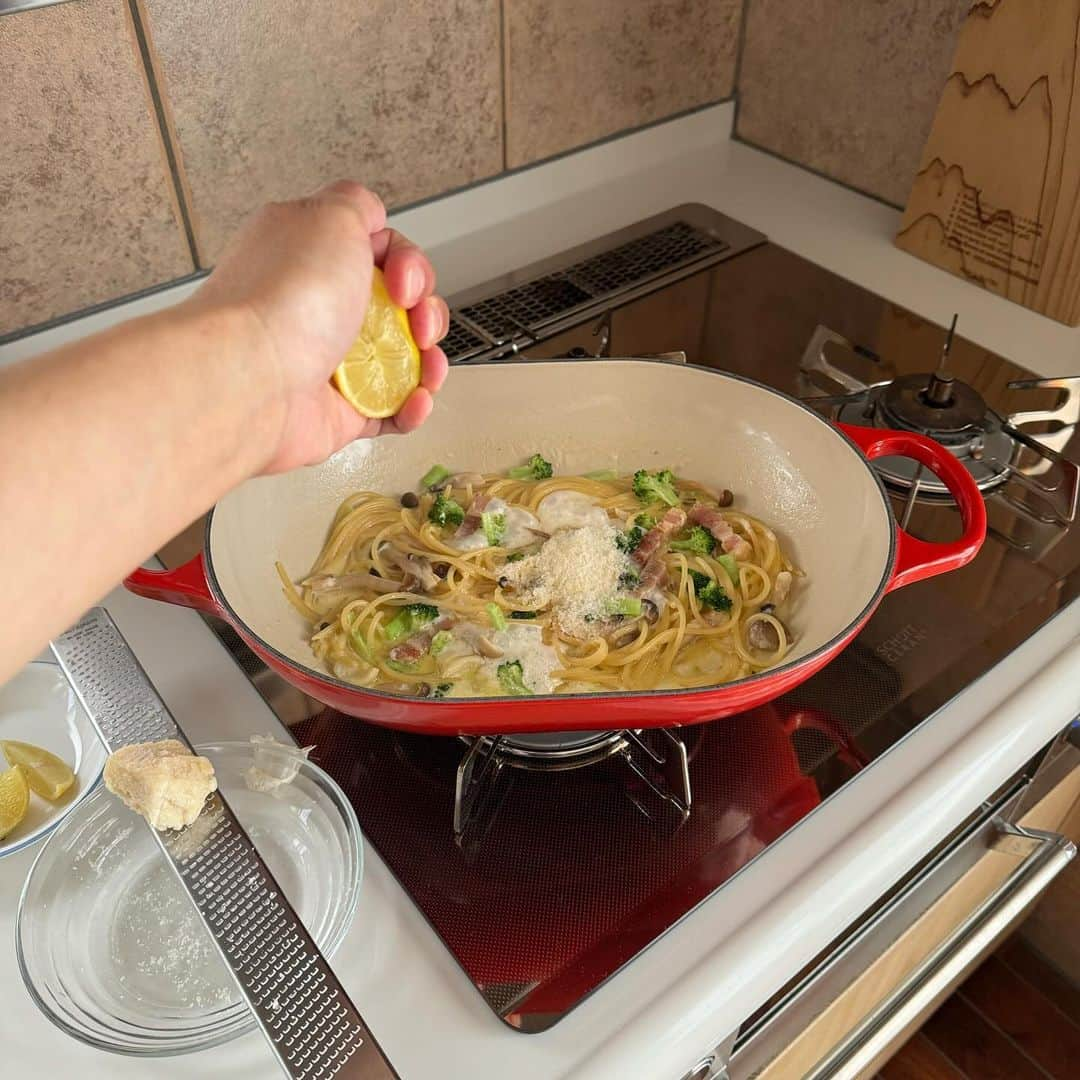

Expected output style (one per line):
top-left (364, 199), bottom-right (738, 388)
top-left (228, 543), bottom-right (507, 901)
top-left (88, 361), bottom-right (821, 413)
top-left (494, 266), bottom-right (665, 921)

top-left (51, 607), bottom-right (399, 1080)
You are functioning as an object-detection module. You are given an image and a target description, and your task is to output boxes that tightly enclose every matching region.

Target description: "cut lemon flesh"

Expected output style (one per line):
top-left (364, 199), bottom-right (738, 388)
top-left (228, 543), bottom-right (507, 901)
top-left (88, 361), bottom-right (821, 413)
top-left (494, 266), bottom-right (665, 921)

top-left (1, 740), bottom-right (75, 801)
top-left (332, 267), bottom-right (421, 419)
top-left (0, 764), bottom-right (30, 839)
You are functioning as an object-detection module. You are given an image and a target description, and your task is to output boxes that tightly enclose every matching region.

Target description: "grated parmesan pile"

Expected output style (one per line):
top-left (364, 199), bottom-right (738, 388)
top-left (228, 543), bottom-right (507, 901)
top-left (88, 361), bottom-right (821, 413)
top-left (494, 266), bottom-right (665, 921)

top-left (503, 521), bottom-right (630, 640)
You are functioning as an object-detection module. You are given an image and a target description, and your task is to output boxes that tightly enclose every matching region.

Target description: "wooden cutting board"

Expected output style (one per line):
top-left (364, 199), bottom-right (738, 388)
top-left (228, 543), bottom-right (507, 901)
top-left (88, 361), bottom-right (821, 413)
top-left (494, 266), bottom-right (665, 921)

top-left (895, 0), bottom-right (1080, 326)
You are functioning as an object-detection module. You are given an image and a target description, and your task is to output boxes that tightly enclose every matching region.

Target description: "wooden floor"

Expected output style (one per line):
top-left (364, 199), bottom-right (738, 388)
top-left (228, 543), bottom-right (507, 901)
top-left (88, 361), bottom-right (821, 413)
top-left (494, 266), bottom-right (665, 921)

top-left (876, 934), bottom-right (1080, 1080)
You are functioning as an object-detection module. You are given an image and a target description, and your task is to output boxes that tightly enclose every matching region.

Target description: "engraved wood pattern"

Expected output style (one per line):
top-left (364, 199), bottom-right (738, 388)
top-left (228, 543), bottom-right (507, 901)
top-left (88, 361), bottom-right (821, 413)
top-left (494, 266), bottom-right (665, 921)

top-left (895, 0), bottom-right (1080, 326)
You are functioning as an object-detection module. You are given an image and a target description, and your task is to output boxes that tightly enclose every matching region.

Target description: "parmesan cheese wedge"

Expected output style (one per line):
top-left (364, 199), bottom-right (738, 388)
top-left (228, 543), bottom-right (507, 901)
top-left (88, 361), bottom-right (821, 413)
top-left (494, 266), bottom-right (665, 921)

top-left (103, 739), bottom-right (216, 831)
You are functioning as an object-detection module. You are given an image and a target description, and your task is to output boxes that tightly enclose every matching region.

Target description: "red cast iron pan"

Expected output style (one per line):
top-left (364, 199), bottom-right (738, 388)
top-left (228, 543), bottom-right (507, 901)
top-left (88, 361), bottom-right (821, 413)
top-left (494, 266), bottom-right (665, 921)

top-left (126, 360), bottom-right (986, 735)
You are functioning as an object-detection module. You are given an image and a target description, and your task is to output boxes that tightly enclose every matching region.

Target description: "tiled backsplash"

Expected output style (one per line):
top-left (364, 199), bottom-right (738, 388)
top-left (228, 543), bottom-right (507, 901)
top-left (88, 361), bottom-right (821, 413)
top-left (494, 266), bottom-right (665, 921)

top-left (503, 0), bottom-right (741, 168)
top-left (0, 0), bottom-right (194, 335)
top-left (736, 0), bottom-right (971, 207)
top-left (0, 0), bottom-right (741, 339)
top-left (1, 0), bottom-right (972, 341)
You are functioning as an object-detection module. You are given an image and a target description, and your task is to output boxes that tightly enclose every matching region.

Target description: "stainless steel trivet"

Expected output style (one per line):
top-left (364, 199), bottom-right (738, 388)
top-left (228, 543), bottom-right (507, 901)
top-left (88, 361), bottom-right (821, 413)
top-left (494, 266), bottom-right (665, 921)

top-left (51, 607), bottom-right (398, 1080)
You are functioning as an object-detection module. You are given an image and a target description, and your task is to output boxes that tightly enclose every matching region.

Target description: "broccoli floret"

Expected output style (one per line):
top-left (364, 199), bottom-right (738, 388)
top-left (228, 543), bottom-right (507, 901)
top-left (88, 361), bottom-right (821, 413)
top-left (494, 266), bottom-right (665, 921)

top-left (348, 625), bottom-right (373, 662)
top-left (428, 492), bottom-right (465, 528)
top-left (615, 526), bottom-right (647, 553)
top-left (384, 603), bottom-right (440, 642)
top-left (689, 570), bottom-right (732, 613)
top-left (604, 596), bottom-right (643, 617)
top-left (506, 551), bottom-right (526, 563)
top-left (508, 454), bottom-right (554, 481)
top-left (634, 513), bottom-right (657, 529)
top-left (717, 553), bottom-right (739, 586)
top-left (497, 659), bottom-right (533, 696)
top-left (431, 682), bottom-right (453, 699)
top-left (618, 569), bottom-right (640, 590)
top-left (632, 469), bottom-right (680, 507)
top-left (486, 602), bottom-right (508, 631)
top-left (670, 525), bottom-right (716, 556)
top-left (510, 610), bottom-right (537, 620)
top-left (430, 630), bottom-right (453, 655)
top-left (481, 510), bottom-right (507, 546)
top-left (421, 464), bottom-right (450, 489)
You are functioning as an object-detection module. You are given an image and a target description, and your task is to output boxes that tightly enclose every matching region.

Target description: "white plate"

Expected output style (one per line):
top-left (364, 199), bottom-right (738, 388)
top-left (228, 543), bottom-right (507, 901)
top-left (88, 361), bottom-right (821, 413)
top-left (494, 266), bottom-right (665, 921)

top-left (0, 660), bottom-right (107, 858)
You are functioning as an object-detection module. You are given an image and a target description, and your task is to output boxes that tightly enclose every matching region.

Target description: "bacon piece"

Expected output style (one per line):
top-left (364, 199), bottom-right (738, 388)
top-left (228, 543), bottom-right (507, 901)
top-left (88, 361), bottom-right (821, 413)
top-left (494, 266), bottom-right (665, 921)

top-left (637, 556), bottom-right (669, 591)
top-left (688, 503), bottom-right (751, 559)
top-left (388, 614), bottom-right (454, 664)
top-left (632, 507), bottom-right (687, 567)
top-left (455, 492), bottom-right (491, 539)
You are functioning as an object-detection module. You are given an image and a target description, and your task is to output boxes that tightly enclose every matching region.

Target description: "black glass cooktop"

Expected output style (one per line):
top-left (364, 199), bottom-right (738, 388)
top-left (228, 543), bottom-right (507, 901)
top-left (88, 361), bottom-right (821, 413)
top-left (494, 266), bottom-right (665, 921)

top-left (159, 207), bottom-right (1080, 1032)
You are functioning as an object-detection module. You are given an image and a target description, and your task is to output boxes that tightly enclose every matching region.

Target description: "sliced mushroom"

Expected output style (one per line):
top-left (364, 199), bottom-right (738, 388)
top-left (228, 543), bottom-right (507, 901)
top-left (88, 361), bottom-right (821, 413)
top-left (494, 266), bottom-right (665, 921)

top-left (748, 619), bottom-right (782, 652)
top-left (303, 572), bottom-right (399, 595)
top-left (641, 599), bottom-right (661, 625)
top-left (456, 623), bottom-right (506, 659)
top-left (400, 491), bottom-right (420, 509)
top-left (475, 636), bottom-right (504, 659)
top-left (771, 571), bottom-right (793, 605)
top-left (448, 472), bottom-right (486, 488)
top-left (382, 547), bottom-right (440, 592)
top-left (718, 489), bottom-right (734, 507)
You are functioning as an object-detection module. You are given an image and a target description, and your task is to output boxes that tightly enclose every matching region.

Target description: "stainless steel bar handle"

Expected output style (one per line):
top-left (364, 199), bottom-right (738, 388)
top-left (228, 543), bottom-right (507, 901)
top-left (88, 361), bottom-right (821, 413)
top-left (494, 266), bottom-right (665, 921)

top-left (805, 824), bottom-right (1076, 1080)
top-left (51, 608), bottom-right (399, 1080)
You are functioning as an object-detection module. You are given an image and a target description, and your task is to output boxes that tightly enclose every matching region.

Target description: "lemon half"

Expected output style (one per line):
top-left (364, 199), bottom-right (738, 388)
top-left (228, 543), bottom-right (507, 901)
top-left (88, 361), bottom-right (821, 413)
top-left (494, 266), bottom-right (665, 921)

top-left (1, 740), bottom-right (75, 801)
top-left (332, 267), bottom-right (420, 419)
top-left (0, 764), bottom-right (30, 840)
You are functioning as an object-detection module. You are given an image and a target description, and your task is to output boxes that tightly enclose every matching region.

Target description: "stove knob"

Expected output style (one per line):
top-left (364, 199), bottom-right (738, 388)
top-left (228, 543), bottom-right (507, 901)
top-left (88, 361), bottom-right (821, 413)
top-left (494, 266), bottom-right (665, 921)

top-left (680, 1056), bottom-right (717, 1080)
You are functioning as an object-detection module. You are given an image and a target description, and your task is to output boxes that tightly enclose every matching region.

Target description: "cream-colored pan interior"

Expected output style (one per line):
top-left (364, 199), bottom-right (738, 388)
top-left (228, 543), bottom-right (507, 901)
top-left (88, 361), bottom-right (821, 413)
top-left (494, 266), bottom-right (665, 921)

top-left (209, 361), bottom-right (894, 686)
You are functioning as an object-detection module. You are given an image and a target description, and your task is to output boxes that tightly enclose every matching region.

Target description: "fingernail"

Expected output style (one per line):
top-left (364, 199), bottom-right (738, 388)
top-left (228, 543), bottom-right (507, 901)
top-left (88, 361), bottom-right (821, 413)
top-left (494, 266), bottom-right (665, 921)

top-left (405, 264), bottom-right (423, 304)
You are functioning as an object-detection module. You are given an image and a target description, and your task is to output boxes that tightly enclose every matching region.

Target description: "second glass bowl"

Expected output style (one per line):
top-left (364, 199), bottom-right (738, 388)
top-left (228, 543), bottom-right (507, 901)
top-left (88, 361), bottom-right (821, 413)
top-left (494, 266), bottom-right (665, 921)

top-left (16, 739), bottom-right (362, 1057)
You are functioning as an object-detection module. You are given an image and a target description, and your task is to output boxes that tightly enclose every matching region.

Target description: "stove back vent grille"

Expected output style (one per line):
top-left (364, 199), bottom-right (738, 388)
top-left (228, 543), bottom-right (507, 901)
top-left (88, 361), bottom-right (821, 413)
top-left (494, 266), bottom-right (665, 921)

top-left (443, 210), bottom-right (764, 363)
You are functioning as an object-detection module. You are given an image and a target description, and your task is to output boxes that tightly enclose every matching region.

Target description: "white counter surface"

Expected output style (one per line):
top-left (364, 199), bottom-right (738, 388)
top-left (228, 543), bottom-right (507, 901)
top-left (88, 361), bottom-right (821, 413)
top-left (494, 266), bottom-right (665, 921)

top-left (2, 103), bottom-right (1079, 1079)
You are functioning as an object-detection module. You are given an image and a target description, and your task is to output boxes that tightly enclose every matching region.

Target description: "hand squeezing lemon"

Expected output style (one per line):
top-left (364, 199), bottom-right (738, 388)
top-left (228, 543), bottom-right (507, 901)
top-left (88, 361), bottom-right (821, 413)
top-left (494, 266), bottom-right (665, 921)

top-left (332, 267), bottom-right (421, 419)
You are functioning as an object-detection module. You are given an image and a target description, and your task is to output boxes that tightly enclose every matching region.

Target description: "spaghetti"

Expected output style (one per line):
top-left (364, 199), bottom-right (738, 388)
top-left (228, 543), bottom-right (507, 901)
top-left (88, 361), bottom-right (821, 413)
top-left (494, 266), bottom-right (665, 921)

top-left (277, 462), bottom-right (801, 698)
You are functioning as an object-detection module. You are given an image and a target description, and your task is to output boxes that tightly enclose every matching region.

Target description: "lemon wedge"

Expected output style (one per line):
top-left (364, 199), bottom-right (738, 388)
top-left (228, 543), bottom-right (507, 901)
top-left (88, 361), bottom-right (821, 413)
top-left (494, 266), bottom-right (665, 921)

top-left (332, 267), bottom-right (421, 419)
top-left (0, 764), bottom-right (30, 840)
top-left (1, 740), bottom-right (75, 801)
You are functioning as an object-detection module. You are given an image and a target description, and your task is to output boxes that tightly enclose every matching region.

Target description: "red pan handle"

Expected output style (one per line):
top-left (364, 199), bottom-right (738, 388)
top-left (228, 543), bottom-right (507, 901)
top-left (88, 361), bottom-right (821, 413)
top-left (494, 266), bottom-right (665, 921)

top-left (838, 423), bottom-right (987, 592)
top-left (125, 553), bottom-right (224, 618)
top-left (779, 705), bottom-right (869, 771)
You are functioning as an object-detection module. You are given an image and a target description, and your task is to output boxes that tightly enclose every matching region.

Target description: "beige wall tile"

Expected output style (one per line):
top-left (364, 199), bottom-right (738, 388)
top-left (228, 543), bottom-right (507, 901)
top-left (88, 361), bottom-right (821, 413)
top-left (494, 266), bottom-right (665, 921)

top-left (142, 0), bottom-right (503, 266)
top-left (736, 0), bottom-right (970, 207)
top-left (504, 0), bottom-right (741, 169)
top-left (0, 0), bottom-right (194, 336)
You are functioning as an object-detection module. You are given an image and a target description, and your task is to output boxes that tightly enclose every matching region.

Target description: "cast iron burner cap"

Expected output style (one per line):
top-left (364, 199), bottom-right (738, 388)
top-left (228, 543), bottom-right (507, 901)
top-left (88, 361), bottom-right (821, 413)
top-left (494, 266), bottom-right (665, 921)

top-left (877, 372), bottom-right (988, 441)
top-left (835, 373), bottom-right (1016, 498)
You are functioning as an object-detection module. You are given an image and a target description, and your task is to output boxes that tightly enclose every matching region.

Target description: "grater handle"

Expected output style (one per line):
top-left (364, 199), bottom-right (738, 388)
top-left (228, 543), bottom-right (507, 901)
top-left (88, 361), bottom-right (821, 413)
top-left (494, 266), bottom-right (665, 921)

top-left (50, 608), bottom-right (399, 1080)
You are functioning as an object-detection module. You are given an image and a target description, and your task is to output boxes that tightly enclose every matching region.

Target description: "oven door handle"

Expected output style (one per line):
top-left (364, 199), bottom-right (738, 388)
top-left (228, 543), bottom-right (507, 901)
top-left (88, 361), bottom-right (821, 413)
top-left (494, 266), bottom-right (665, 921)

top-left (804, 823), bottom-right (1076, 1080)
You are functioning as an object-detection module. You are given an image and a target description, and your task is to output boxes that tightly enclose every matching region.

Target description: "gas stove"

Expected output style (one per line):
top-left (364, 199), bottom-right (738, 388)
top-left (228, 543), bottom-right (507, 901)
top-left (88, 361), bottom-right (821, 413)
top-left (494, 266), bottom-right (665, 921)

top-left (158, 205), bottom-right (1080, 1038)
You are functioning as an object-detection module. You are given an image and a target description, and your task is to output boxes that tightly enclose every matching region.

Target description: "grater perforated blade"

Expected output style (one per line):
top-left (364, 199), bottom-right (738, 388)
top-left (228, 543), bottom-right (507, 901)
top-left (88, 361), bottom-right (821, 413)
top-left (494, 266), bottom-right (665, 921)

top-left (51, 607), bottom-right (399, 1080)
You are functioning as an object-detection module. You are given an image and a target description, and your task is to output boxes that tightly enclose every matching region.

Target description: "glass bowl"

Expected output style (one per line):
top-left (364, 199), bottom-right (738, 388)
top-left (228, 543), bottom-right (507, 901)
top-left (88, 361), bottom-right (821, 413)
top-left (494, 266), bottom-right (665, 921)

top-left (16, 740), bottom-right (362, 1057)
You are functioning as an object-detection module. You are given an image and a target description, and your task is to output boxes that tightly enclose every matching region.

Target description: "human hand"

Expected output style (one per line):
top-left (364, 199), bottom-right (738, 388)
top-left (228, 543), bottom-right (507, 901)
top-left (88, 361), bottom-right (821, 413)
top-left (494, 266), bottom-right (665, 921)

top-left (189, 180), bottom-right (449, 473)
